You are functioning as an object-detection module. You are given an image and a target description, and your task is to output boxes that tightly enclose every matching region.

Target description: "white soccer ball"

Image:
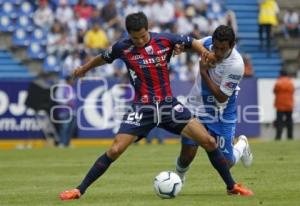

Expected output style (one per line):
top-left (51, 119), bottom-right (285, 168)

top-left (154, 171), bottom-right (182, 199)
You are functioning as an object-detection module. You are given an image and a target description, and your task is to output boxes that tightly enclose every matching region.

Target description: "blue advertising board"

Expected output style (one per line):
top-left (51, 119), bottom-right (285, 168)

top-left (0, 78), bottom-right (260, 139)
top-left (0, 81), bottom-right (43, 138)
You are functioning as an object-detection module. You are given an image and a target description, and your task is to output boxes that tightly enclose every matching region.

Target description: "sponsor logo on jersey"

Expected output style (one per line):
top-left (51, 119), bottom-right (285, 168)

top-left (174, 104), bottom-right (184, 112)
top-left (224, 82), bottom-right (238, 89)
top-left (124, 45), bottom-right (134, 54)
top-left (130, 55), bottom-right (144, 60)
top-left (157, 47), bottom-right (170, 54)
top-left (145, 45), bottom-right (154, 55)
top-left (228, 74), bottom-right (242, 80)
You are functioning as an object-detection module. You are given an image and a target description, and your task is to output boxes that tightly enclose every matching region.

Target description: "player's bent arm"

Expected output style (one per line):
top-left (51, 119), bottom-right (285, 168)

top-left (191, 39), bottom-right (216, 64)
top-left (200, 66), bottom-right (228, 103)
top-left (73, 55), bottom-right (107, 78)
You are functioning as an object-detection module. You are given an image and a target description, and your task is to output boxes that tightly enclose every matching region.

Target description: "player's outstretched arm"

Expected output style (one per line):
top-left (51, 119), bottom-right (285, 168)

top-left (72, 55), bottom-right (107, 78)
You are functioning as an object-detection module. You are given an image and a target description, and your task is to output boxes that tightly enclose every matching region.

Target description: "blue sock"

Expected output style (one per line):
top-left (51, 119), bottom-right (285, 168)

top-left (207, 149), bottom-right (235, 190)
top-left (77, 153), bottom-right (113, 194)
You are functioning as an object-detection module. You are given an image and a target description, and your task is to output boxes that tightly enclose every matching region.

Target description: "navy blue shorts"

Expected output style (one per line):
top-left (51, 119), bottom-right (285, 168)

top-left (117, 98), bottom-right (192, 138)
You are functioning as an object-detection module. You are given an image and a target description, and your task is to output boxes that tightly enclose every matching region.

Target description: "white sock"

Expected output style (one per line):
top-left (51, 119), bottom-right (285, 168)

top-left (233, 138), bottom-right (247, 164)
top-left (176, 158), bottom-right (190, 173)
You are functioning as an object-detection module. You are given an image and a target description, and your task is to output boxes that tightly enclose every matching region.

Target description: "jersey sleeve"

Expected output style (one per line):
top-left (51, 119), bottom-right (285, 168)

top-left (161, 33), bottom-right (194, 49)
top-left (220, 62), bottom-right (244, 97)
top-left (198, 36), bottom-right (212, 50)
top-left (101, 41), bottom-right (122, 63)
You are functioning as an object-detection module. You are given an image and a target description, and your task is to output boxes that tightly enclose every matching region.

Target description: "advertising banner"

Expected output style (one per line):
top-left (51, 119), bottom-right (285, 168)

top-left (0, 81), bottom-right (43, 138)
top-left (0, 78), bottom-right (260, 139)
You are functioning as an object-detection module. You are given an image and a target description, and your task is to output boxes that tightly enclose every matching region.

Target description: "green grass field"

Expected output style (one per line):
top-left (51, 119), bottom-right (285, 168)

top-left (0, 140), bottom-right (300, 206)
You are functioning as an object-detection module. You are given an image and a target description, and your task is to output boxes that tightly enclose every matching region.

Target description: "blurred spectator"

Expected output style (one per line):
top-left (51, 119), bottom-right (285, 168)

top-left (120, 0), bottom-right (154, 30)
top-left (193, 0), bottom-right (209, 16)
top-left (222, 10), bottom-right (238, 36)
top-left (176, 6), bottom-right (196, 35)
top-left (206, 0), bottom-right (225, 20)
top-left (273, 70), bottom-right (294, 140)
top-left (33, 0), bottom-right (54, 30)
top-left (258, 0), bottom-right (280, 57)
top-left (281, 9), bottom-right (299, 39)
top-left (74, 0), bottom-right (94, 20)
top-left (55, 0), bottom-right (73, 26)
top-left (55, 76), bottom-right (77, 147)
top-left (16, 0), bottom-right (231, 81)
top-left (84, 22), bottom-right (109, 55)
top-left (207, 17), bottom-right (219, 35)
top-left (101, 0), bottom-right (120, 29)
top-left (47, 21), bottom-right (71, 58)
top-left (297, 51), bottom-right (300, 77)
top-left (190, 24), bottom-right (202, 39)
top-left (67, 13), bottom-right (88, 50)
top-left (133, 0), bottom-right (153, 19)
top-left (242, 54), bottom-right (254, 77)
top-left (47, 21), bottom-right (64, 54)
top-left (151, 0), bottom-right (175, 31)
top-left (76, 29), bottom-right (86, 53)
top-left (63, 50), bottom-right (81, 76)
top-left (101, 0), bottom-right (121, 41)
top-left (88, 10), bottom-right (104, 29)
top-left (193, 13), bottom-right (209, 36)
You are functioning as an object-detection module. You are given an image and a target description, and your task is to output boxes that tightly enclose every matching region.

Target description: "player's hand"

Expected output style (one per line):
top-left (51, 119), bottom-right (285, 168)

top-left (72, 66), bottom-right (87, 79)
top-left (201, 52), bottom-right (216, 68)
top-left (173, 43), bottom-right (185, 56)
top-left (200, 54), bottom-right (216, 68)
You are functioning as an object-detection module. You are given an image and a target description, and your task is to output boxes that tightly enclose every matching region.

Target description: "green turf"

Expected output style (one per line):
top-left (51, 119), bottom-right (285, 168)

top-left (0, 140), bottom-right (300, 206)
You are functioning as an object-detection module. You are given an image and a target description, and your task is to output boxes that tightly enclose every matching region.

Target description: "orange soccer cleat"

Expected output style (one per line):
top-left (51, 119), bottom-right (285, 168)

top-left (227, 183), bottom-right (254, 196)
top-left (59, 188), bottom-right (81, 200)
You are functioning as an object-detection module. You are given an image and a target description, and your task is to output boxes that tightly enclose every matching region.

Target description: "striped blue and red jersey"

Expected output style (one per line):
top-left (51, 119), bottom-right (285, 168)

top-left (102, 32), bottom-right (193, 103)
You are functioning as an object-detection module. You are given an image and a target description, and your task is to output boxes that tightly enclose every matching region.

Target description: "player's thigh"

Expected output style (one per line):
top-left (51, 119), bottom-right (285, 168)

top-left (181, 118), bottom-right (217, 150)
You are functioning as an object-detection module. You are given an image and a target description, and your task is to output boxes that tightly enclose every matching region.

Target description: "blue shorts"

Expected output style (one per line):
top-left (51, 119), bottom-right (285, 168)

top-left (117, 98), bottom-right (192, 139)
top-left (181, 117), bottom-right (236, 164)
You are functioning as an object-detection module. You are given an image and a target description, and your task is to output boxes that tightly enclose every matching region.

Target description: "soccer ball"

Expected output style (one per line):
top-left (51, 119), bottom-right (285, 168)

top-left (154, 171), bottom-right (182, 199)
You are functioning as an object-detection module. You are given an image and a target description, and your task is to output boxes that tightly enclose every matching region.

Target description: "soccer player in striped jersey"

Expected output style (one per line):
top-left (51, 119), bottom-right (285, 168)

top-left (175, 25), bottom-right (253, 194)
top-left (59, 13), bottom-right (252, 201)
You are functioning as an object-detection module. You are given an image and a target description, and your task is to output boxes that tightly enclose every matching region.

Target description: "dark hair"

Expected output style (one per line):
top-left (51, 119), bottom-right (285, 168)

top-left (125, 12), bottom-right (148, 33)
top-left (212, 25), bottom-right (235, 47)
top-left (279, 70), bottom-right (288, 76)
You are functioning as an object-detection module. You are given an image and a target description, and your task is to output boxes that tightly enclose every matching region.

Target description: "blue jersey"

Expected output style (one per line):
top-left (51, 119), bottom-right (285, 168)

top-left (102, 32), bottom-right (193, 103)
top-left (186, 36), bottom-right (244, 122)
top-left (182, 37), bottom-right (245, 164)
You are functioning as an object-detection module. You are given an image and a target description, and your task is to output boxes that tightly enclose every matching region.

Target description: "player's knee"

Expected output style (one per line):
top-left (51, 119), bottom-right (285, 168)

top-left (226, 156), bottom-right (235, 168)
top-left (107, 145), bottom-right (124, 160)
top-left (202, 135), bottom-right (218, 151)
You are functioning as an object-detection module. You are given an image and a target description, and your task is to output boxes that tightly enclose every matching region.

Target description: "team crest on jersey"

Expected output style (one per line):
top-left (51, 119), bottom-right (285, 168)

top-left (145, 46), bottom-right (154, 55)
top-left (124, 46), bottom-right (134, 54)
top-left (174, 104), bottom-right (184, 113)
top-left (224, 82), bottom-right (238, 89)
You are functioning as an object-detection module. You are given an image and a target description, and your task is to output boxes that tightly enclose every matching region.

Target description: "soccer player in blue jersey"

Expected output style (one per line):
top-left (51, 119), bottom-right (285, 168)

top-left (59, 13), bottom-right (253, 200)
top-left (175, 25), bottom-right (254, 193)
